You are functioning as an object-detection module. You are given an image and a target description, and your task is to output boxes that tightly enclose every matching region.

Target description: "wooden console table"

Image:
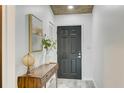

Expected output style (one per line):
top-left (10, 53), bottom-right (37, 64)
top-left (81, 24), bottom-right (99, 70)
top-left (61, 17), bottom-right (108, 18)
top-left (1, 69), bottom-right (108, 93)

top-left (17, 63), bottom-right (58, 88)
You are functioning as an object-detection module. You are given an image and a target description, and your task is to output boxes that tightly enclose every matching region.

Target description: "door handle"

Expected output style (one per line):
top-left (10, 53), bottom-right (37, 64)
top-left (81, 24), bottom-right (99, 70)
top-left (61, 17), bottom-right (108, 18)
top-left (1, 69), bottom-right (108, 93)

top-left (77, 51), bottom-right (82, 58)
top-left (77, 51), bottom-right (81, 55)
top-left (77, 55), bottom-right (81, 58)
top-left (78, 52), bottom-right (81, 56)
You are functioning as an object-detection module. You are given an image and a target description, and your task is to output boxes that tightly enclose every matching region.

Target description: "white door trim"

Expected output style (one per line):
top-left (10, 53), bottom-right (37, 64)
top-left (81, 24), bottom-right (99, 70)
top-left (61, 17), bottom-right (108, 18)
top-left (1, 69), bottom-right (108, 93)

top-left (2, 5), bottom-right (16, 88)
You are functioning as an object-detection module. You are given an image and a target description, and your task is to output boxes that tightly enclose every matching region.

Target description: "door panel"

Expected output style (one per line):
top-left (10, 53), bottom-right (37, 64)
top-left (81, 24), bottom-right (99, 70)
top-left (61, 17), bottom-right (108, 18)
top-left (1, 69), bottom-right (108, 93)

top-left (57, 26), bottom-right (81, 79)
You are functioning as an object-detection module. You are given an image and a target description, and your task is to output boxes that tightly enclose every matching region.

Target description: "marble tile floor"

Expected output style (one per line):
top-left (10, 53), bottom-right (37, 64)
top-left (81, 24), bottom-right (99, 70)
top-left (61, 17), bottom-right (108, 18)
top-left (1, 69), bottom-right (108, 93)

top-left (57, 78), bottom-right (95, 88)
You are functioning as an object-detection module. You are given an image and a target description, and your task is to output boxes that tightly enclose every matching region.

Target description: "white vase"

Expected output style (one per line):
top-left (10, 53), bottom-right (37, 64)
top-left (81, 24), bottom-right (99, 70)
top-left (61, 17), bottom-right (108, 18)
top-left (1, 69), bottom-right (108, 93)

top-left (45, 48), bottom-right (50, 64)
top-left (42, 49), bottom-right (46, 64)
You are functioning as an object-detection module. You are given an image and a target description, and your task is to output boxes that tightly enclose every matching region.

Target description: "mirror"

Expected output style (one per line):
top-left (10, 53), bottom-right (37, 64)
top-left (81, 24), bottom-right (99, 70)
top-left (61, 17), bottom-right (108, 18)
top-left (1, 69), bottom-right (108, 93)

top-left (28, 14), bottom-right (43, 52)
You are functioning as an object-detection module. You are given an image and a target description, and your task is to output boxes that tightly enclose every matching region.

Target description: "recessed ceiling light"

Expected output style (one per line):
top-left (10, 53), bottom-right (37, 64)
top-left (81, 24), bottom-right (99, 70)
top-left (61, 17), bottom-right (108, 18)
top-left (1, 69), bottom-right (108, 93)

top-left (68, 5), bottom-right (74, 9)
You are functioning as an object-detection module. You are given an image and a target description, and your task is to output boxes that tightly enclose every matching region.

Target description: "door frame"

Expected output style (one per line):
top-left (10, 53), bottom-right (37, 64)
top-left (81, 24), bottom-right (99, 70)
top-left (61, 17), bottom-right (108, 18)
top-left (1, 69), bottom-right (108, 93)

top-left (57, 25), bottom-right (83, 79)
top-left (2, 5), bottom-right (16, 88)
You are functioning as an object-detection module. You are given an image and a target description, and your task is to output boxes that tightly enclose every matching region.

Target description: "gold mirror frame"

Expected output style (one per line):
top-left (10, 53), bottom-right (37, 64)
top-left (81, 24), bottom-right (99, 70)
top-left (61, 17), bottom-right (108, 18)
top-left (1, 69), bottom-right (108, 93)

top-left (28, 14), bottom-right (43, 53)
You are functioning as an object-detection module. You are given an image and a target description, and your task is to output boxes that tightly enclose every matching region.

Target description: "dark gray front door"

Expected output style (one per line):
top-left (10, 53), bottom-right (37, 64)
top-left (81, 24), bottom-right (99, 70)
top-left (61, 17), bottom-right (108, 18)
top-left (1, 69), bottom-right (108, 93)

top-left (57, 26), bottom-right (81, 79)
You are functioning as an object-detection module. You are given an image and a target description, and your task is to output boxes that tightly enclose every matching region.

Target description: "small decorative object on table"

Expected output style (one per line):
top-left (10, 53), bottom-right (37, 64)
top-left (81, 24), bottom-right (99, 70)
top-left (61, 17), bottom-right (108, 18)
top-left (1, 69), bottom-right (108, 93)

top-left (42, 37), bottom-right (56, 64)
top-left (22, 53), bottom-right (35, 74)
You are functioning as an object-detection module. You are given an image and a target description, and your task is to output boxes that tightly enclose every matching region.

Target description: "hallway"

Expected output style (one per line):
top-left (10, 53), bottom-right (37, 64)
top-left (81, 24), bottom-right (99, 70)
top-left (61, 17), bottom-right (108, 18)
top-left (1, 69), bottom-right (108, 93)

top-left (2, 5), bottom-right (124, 88)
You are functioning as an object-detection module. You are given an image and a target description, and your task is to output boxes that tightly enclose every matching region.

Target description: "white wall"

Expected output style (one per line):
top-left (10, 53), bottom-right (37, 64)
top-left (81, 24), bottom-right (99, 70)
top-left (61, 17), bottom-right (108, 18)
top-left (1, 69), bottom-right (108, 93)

top-left (13, 5), bottom-right (124, 88)
top-left (15, 5), bottom-right (55, 87)
top-left (55, 14), bottom-right (93, 80)
top-left (92, 5), bottom-right (124, 87)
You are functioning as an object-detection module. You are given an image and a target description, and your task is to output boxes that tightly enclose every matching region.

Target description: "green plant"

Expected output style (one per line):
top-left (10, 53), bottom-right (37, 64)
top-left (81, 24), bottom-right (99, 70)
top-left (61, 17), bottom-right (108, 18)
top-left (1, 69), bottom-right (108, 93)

top-left (42, 38), bottom-right (56, 49)
top-left (51, 40), bottom-right (56, 49)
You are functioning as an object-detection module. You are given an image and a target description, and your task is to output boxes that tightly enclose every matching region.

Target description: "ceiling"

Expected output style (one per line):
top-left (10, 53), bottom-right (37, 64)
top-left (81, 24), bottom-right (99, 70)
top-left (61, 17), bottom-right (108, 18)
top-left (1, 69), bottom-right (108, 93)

top-left (50, 5), bottom-right (93, 15)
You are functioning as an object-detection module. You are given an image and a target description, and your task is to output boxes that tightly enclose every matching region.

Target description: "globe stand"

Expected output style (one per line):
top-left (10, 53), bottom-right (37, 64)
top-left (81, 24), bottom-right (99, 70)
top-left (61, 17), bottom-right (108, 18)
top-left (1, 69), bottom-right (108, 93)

top-left (26, 66), bottom-right (30, 75)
